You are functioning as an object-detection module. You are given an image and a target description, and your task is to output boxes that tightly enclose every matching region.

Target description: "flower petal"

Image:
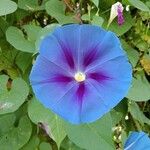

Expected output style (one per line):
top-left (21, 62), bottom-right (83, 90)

top-left (124, 131), bottom-right (150, 150)
top-left (94, 32), bottom-right (125, 65)
top-left (40, 24), bottom-right (80, 73)
top-left (30, 55), bottom-right (75, 108)
top-left (53, 24), bottom-right (109, 72)
top-left (87, 56), bottom-right (132, 108)
top-left (78, 25), bottom-right (125, 71)
top-left (79, 81), bottom-right (109, 123)
top-left (47, 81), bottom-right (109, 124)
top-left (49, 84), bottom-right (84, 124)
top-left (40, 24), bottom-right (125, 72)
top-left (79, 25), bottom-right (107, 70)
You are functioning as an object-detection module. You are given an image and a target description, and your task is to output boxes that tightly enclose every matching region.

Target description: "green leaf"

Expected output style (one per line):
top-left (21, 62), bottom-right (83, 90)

top-left (146, 1), bottom-right (150, 8)
top-left (121, 40), bottom-right (139, 67)
top-left (0, 116), bottom-right (32, 150)
top-left (65, 113), bottom-right (115, 150)
top-left (129, 101), bottom-right (150, 125)
top-left (0, 75), bottom-right (29, 114)
top-left (15, 9), bottom-right (30, 22)
top-left (35, 24), bottom-right (60, 52)
top-left (136, 40), bottom-right (148, 52)
top-left (91, 0), bottom-right (99, 8)
top-left (23, 25), bottom-right (41, 42)
top-left (99, 0), bottom-right (115, 10)
top-left (128, 0), bottom-right (150, 12)
top-left (111, 100), bottom-right (128, 126)
top-left (120, 130), bottom-right (127, 148)
top-left (28, 98), bottom-right (66, 148)
top-left (0, 0), bottom-right (17, 16)
top-left (81, 14), bottom-right (90, 21)
top-left (0, 46), bottom-right (19, 79)
top-left (21, 136), bottom-right (40, 150)
top-left (6, 26), bottom-right (35, 53)
top-left (127, 76), bottom-right (150, 101)
top-left (15, 52), bottom-right (32, 73)
top-left (39, 142), bottom-right (52, 150)
top-left (0, 75), bottom-right (8, 91)
top-left (0, 113), bottom-right (16, 137)
top-left (107, 12), bottom-right (134, 36)
top-left (110, 109), bottom-right (123, 126)
top-left (0, 17), bottom-right (9, 33)
top-left (18, 0), bottom-right (47, 11)
top-left (60, 137), bottom-right (84, 150)
top-left (45, 0), bottom-right (75, 24)
top-left (91, 16), bottom-right (104, 27)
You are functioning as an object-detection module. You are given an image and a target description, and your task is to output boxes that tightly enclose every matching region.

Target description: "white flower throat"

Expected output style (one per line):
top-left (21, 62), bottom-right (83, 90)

top-left (74, 72), bottom-right (86, 82)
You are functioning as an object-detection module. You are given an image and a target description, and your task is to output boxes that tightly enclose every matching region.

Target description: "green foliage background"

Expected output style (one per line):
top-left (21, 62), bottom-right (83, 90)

top-left (0, 0), bottom-right (150, 150)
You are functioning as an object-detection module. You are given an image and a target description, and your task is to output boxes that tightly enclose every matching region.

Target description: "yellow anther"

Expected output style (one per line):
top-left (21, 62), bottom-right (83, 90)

top-left (74, 72), bottom-right (86, 82)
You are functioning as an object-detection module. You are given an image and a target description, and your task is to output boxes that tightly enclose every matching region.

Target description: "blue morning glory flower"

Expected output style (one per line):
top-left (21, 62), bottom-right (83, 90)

top-left (30, 24), bottom-right (132, 124)
top-left (124, 131), bottom-right (150, 150)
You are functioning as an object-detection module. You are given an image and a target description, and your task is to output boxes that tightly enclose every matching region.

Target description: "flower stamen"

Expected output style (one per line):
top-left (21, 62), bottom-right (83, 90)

top-left (74, 72), bottom-right (86, 82)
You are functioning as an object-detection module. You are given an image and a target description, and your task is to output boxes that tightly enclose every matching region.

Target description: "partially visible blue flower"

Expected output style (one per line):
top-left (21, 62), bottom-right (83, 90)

top-left (30, 24), bottom-right (132, 124)
top-left (124, 131), bottom-right (150, 150)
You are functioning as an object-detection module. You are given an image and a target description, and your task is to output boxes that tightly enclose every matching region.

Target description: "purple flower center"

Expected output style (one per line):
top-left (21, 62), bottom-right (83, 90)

top-left (52, 45), bottom-right (110, 103)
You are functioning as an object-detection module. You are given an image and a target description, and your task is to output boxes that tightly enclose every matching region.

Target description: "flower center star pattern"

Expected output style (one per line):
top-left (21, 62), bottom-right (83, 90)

top-left (30, 24), bottom-right (132, 124)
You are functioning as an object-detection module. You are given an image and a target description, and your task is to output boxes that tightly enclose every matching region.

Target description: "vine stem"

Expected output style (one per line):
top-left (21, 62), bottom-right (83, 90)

top-left (63, 0), bottom-right (83, 24)
top-left (63, 0), bottom-right (74, 11)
